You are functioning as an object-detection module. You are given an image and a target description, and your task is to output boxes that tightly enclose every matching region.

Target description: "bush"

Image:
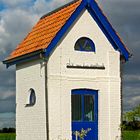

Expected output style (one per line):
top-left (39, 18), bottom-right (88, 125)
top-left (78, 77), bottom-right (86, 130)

top-left (122, 121), bottom-right (140, 130)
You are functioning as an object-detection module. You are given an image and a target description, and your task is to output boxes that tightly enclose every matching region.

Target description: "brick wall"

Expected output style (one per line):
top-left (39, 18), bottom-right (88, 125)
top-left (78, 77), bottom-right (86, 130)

top-left (47, 10), bottom-right (121, 140)
top-left (16, 60), bottom-right (47, 140)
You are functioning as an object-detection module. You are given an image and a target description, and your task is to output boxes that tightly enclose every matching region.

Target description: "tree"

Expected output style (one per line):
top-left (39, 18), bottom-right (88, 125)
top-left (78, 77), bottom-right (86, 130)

top-left (124, 111), bottom-right (135, 122)
top-left (133, 104), bottom-right (140, 118)
top-left (124, 104), bottom-right (140, 122)
top-left (123, 104), bottom-right (140, 130)
top-left (0, 128), bottom-right (16, 133)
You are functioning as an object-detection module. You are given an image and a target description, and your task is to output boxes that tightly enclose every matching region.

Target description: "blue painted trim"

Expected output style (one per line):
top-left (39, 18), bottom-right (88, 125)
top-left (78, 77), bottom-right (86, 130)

top-left (72, 89), bottom-right (98, 123)
top-left (5, 54), bottom-right (41, 68)
top-left (3, 49), bottom-right (44, 68)
top-left (72, 88), bottom-right (98, 95)
top-left (45, 0), bottom-right (87, 57)
top-left (88, 38), bottom-right (96, 52)
top-left (29, 88), bottom-right (36, 106)
top-left (72, 88), bottom-right (98, 140)
top-left (87, 7), bottom-right (118, 50)
top-left (44, 0), bottom-right (130, 61)
top-left (88, 0), bottom-right (130, 60)
top-left (75, 37), bottom-right (96, 52)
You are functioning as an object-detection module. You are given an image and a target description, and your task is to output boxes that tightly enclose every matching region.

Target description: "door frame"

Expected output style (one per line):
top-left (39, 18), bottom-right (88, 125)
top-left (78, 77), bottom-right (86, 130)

top-left (71, 88), bottom-right (98, 140)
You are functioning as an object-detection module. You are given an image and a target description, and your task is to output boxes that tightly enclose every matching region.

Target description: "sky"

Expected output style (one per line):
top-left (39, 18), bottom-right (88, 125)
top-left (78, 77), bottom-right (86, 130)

top-left (0, 0), bottom-right (139, 128)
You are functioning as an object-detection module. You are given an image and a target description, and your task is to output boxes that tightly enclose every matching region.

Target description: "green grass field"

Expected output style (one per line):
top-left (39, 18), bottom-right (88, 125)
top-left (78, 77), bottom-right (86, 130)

top-left (0, 133), bottom-right (15, 140)
top-left (0, 131), bottom-right (140, 140)
top-left (122, 131), bottom-right (140, 140)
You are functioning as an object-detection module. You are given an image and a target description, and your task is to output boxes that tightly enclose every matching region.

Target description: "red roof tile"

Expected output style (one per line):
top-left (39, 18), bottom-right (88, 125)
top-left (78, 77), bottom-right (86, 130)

top-left (7, 0), bottom-right (82, 60)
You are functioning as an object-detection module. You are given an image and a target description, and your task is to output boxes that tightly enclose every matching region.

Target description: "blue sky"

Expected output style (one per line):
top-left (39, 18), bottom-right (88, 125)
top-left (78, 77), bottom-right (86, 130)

top-left (0, 4), bottom-right (5, 11)
top-left (0, 0), bottom-right (140, 128)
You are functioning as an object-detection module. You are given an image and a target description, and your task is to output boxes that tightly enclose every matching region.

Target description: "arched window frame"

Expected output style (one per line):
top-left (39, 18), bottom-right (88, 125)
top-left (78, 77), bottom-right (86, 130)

top-left (74, 37), bottom-right (95, 52)
top-left (26, 88), bottom-right (36, 106)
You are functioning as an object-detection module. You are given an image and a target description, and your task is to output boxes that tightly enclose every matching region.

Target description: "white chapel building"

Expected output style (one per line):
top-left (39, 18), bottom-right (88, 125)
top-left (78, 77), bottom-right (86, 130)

top-left (3, 0), bottom-right (131, 140)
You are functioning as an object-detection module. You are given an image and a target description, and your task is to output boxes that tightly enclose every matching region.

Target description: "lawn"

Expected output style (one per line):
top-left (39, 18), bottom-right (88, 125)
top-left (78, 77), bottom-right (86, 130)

top-left (122, 131), bottom-right (140, 140)
top-left (0, 133), bottom-right (15, 140)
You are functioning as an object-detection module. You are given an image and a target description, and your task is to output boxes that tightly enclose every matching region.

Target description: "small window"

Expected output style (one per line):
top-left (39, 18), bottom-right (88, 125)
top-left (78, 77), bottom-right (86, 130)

top-left (75, 37), bottom-right (95, 52)
top-left (84, 95), bottom-right (94, 121)
top-left (72, 94), bottom-right (95, 122)
top-left (26, 88), bottom-right (36, 106)
top-left (72, 94), bottom-right (82, 121)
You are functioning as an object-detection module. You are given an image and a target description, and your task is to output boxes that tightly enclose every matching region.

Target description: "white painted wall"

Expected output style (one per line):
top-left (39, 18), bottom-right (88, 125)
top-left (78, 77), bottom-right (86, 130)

top-left (47, 10), bottom-right (121, 140)
top-left (16, 59), bottom-right (47, 140)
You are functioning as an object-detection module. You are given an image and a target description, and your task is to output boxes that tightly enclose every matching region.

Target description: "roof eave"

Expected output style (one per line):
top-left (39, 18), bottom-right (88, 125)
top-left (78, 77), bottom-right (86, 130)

top-left (3, 49), bottom-right (45, 68)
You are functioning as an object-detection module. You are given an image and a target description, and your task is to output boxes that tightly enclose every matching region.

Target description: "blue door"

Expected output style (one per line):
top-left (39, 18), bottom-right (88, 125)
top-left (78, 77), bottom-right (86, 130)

top-left (71, 89), bottom-right (98, 140)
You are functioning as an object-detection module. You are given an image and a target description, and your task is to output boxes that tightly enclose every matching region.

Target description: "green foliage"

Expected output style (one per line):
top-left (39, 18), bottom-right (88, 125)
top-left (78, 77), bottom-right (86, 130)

top-left (124, 104), bottom-right (140, 122)
top-left (124, 111), bottom-right (135, 122)
top-left (134, 104), bottom-right (140, 118)
top-left (123, 104), bottom-right (140, 130)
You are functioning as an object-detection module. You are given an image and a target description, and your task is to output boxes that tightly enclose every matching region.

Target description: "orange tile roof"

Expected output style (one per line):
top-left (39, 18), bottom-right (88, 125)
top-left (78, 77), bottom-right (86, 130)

top-left (7, 0), bottom-right (82, 60)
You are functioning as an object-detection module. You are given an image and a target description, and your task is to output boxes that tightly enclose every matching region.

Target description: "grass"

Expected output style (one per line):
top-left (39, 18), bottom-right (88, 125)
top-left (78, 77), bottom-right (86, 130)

top-left (122, 130), bottom-right (140, 140)
top-left (0, 131), bottom-right (140, 140)
top-left (0, 133), bottom-right (15, 140)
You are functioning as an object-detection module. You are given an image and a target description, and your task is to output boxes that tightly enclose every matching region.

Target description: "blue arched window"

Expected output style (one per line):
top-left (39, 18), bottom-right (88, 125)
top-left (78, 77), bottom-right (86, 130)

top-left (74, 37), bottom-right (95, 52)
top-left (26, 88), bottom-right (36, 106)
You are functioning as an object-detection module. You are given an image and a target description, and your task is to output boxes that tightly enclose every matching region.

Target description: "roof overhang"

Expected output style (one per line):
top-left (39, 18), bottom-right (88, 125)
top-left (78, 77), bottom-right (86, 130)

top-left (3, 49), bottom-right (45, 68)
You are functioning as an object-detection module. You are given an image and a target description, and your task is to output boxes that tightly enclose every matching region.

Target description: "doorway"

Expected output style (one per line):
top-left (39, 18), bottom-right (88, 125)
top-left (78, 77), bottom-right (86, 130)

top-left (71, 89), bottom-right (98, 140)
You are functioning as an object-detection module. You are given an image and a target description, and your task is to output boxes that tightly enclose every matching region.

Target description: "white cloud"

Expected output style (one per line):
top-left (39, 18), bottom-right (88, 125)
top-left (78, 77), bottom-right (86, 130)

top-left (124, 74), bottom-right (140, 82)
top-left (0, 90), bottom-right (15, 100)
top-left (123, 85), bottom-right (140, 111)
top-left (0, 0), bottom-right (33, 8)
top-left (0, 62), bottom-right (5, 70)
top-left (31, 0), bottom-right (72, 16)
top-left (32, 0), bottom-right (50, 14)
top-left (0, 8), bottom-right (39, 59)
top-left (124, 95), bottom-right (140, 111)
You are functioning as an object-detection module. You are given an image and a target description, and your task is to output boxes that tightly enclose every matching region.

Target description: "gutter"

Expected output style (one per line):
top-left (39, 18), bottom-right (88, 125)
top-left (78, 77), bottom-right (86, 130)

top-left (44, 59), bottom-right (50, 140)
top-left (3, 49), bottom-right (45, 68)
top-left (40, 53), bottom-right (49, 140)
top-left (120, 60), bottom-right (124, 139)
